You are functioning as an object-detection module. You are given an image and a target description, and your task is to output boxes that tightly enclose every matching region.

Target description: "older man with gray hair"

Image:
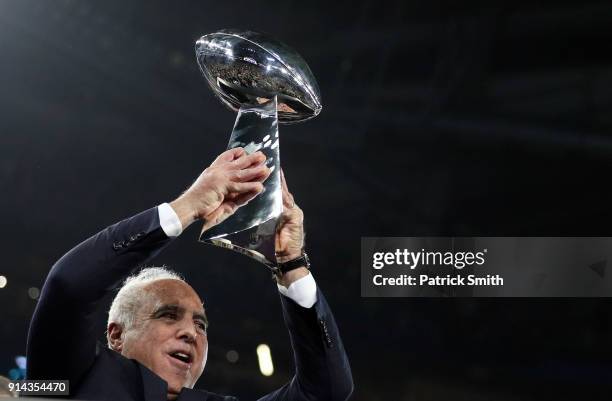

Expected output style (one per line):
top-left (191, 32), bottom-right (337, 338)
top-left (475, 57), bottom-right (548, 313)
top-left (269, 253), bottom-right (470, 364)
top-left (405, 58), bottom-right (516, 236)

top-left (26, 148), bottom-right (353, 400)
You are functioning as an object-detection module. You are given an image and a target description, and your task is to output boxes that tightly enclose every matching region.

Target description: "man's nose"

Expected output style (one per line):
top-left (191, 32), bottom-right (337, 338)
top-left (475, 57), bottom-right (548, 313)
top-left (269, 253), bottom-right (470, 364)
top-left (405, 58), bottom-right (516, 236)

top-left (176, 318), bottom-right (197, 343)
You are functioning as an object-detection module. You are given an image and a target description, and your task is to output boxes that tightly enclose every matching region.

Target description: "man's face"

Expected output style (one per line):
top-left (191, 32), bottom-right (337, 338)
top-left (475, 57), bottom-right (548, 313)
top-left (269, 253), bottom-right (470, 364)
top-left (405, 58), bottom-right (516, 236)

top-left (121, 279), bottom-right (208, 399)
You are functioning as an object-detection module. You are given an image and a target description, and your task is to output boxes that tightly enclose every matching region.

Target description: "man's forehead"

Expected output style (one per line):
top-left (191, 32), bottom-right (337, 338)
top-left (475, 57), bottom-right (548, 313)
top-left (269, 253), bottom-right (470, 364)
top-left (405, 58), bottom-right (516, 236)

top-left (143, 279), bottom-right (205, 311)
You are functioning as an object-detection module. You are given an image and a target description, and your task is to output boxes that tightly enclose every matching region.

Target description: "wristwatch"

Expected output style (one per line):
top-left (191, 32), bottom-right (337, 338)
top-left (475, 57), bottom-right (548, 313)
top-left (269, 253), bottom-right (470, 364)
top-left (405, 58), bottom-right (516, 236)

top-left (274, 252), bottom-right (310, 277)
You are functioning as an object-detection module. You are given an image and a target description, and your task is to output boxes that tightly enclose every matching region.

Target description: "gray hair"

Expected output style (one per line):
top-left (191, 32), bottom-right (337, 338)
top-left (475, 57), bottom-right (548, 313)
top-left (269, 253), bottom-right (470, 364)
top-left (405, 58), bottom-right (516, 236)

top-left (107, 267), bottom-right (184, 345)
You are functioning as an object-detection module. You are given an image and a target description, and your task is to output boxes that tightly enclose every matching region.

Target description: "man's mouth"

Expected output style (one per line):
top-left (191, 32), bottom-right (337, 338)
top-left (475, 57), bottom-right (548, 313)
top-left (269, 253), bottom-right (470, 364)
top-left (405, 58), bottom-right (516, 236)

top-left (168, 351), bottom-right (193, 364)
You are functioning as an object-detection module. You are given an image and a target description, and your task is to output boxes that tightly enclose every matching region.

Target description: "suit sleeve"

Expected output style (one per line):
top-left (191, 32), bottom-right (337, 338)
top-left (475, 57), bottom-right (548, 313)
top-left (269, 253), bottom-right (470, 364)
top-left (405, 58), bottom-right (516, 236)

top-left (26, 207), bottom-right (173, 386)
top-left (257, 287), bottom-right (354, 401)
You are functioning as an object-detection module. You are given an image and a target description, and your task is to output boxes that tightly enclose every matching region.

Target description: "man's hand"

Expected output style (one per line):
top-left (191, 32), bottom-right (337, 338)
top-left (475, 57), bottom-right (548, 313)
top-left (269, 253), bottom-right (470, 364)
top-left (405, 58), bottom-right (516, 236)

top-left (275, 170), bottom-right (309, 287)
top-left (170, 148), bottom-right (270, 231)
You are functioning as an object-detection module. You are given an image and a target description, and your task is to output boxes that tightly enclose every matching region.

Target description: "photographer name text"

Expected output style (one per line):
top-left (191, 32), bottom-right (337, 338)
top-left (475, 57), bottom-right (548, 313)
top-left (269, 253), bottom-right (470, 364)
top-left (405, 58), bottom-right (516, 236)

top-left (371, 248), bottom-right (504, 288)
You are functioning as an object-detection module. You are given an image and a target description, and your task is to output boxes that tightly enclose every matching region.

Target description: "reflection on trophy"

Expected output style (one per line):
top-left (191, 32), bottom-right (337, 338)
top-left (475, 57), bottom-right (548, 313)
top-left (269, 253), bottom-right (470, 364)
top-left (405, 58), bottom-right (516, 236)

top-left (195, 29), bottom-right (321, 271)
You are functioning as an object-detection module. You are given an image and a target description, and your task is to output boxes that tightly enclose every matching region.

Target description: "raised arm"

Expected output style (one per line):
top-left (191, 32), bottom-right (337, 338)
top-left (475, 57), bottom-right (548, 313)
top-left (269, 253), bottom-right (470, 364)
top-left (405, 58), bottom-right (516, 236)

top-left (26, 148), bottom-right (270, 387)
top-left (26, 207), bottom-right (173, 383)
top-left (258, 171), bottom-right (354, 401)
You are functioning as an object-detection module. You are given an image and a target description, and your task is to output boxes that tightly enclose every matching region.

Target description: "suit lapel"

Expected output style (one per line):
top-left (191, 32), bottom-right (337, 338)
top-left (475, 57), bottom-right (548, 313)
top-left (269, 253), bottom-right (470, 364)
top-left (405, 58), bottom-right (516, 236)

top-left (177, 387), bottom-right (210, 400)
top-left (139, 364), bottom-right (169, 401)
top-left (138, 364), bottom-right (212, 401)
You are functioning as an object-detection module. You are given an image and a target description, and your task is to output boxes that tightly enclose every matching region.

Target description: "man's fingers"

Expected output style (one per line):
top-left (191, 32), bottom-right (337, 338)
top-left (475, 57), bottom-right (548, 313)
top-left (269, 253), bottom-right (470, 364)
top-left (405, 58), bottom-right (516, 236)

top-left (235, 163), bottom-right (271, 183)
top-left (232, 186), bottom-right (263, 207)
top-left (231, 151), bottom-right (266, 169)
top-left (227, 181), bottom-right (264, 195)
top-left (211, 147), bottom-right (245, 166)
top-left (280, 169), bottom-right (295, 208)
top-left (228, 181), bottom-right (265, 206)
top-left (201, 202), bottom-right (237, 232)
top-left (283, 191), bottom-right (296, 209)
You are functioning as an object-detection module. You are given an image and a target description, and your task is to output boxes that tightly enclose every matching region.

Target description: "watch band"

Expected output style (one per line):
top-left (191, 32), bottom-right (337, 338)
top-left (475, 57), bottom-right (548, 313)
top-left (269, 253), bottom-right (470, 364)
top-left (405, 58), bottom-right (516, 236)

top-left (275, 252), bottom-right (310, 276)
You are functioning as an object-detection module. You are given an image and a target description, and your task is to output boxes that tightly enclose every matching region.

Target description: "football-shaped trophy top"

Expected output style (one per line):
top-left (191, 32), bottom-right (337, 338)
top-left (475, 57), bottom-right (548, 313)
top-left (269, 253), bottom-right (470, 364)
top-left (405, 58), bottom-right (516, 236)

top-left (195, 29), bottom-right (322, 124)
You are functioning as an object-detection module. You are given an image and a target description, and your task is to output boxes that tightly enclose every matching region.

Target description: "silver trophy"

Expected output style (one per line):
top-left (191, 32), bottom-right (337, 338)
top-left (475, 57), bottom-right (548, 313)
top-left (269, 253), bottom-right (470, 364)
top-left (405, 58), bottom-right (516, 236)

top-left (195, 29), bottom-right (321, 271)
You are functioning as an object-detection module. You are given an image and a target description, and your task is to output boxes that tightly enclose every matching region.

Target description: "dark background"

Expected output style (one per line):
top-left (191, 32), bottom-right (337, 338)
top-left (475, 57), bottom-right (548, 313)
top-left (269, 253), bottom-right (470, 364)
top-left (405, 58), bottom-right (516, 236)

top-left (1, 0), bottom-right (611, 399)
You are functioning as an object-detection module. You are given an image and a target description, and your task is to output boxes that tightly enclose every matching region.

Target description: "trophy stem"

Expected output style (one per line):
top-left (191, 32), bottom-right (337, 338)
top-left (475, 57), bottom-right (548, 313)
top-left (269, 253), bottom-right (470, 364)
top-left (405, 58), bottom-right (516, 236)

top-left (199, 97), bottom-right (282, 270)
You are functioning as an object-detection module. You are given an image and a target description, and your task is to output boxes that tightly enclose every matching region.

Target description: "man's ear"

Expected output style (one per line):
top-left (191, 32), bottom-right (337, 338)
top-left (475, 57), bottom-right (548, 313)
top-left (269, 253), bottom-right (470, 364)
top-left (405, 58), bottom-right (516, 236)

top-left (107, 322), bottom-right (124, 352)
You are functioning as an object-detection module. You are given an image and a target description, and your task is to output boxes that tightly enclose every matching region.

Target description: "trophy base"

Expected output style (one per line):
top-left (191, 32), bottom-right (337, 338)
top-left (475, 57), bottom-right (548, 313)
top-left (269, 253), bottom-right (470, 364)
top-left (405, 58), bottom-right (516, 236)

top-left (201, 218), bottom-right (278, 270)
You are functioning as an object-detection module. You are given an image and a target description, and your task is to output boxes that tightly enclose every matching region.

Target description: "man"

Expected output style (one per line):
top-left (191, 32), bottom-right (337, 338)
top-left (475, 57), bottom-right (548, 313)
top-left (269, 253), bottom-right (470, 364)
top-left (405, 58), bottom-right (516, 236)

top-left (26, 148), bottom-right (353, 400)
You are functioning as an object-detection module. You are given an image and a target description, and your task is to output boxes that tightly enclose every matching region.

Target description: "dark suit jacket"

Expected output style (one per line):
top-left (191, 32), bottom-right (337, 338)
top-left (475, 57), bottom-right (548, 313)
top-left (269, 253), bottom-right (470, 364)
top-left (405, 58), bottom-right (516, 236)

top-left (26, 207), bottom-right (353, 400)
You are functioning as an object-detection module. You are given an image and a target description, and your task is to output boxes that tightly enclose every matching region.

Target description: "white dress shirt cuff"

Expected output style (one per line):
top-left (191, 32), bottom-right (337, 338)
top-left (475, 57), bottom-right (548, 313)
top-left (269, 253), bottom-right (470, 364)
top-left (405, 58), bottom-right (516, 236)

top-left (158, 203), bottom-right (183, 237)
top-left (277, 272), bottom-right (318, 308)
